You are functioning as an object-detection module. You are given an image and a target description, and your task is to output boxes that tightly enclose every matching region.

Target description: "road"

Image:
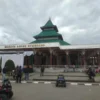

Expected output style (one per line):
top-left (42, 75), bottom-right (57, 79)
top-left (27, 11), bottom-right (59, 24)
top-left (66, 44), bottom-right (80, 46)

top-left (11, 82), bottom-right (100, 100)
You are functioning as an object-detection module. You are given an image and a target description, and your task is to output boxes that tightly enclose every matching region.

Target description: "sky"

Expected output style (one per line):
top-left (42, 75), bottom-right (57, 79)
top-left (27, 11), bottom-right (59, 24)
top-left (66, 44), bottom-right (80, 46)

top-left (0, 0), bottom-right (100, 45)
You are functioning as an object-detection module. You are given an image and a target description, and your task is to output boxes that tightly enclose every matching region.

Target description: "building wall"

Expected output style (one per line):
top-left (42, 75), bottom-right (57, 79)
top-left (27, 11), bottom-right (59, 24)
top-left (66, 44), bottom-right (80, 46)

top-left (0, 54), bottom-right (24, 68)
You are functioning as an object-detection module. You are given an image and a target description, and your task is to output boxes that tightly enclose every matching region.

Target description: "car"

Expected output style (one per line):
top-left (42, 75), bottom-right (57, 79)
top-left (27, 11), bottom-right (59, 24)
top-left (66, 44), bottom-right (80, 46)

top-left (56, 75), bottom-right (66, 87)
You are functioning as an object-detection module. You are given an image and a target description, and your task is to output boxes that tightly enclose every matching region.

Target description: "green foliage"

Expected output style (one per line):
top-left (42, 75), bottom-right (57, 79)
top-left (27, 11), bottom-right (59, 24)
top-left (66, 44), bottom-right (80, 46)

top-left (4, 60), bottom-right (15, 72)
top-left (96, 73), bottom-right (100, 77)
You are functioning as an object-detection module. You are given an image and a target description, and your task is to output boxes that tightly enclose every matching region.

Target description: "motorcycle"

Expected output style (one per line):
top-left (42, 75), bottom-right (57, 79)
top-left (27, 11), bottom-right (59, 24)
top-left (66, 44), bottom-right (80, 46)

top-left (0, 79), bottom-right (13, 100)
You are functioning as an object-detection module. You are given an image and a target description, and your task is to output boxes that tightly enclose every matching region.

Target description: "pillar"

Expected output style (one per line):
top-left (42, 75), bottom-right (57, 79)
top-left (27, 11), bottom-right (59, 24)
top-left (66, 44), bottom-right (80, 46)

top-left (33, 49), bottom-right (37, 65)
top-left (82, 50), bottom-right (86, 67)
top-left (97, 51), bottom-right (100, 66)
top-left (53, 51), bottom-right (57, 65)
top-left (65, 51), bottom-right (69, 66)
top-left (50, 49), bottom-right (53, 66)
top-left (57, 55), bottom-right (59, 65)
top-left (77, 53), bottom-right (80, 67)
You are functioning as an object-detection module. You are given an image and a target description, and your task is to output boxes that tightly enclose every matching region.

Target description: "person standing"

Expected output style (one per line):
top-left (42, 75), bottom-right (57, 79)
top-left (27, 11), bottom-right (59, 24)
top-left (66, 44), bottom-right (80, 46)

top-left (19, 66), bottom-right (22, 83)
top-left (64, 65), bottom-right (68, 72)
top-left (23, 67), bottom-right (29, 81)
top-left (88, 67), bottom-right (95, 81)
top-left (73, 65), bottom-right (75, 72)
top-left (12, 70), bottom-right (16, 80)
top-left (40, 66), bottom-right (45, 76)
top-left (16, 66), bottom-right (22, 83)
top-left (1, 67), bottom-right (7, 82)
top-left (25, 72), bottom-right (29, 81)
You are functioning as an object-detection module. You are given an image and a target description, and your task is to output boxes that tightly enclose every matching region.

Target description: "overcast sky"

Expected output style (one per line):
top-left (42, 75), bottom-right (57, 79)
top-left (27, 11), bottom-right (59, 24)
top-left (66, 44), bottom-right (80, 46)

top-left (0, 0), bottom-right (100, 45)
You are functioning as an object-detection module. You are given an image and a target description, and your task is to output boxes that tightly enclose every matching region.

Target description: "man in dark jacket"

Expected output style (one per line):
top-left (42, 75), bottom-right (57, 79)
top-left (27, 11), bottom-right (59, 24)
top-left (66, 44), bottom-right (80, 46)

top-left (16, 66), bottom-right (22, 83)
top-left (23, 67), bottom-right (29, 81)
top-left (88, 67), bottom-right (95, 81)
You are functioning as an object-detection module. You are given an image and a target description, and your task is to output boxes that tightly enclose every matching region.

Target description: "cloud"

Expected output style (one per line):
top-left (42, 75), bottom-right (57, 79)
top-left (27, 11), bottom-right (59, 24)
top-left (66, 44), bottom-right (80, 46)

top-left (0, 27), bottom-right (25, 44)
top-left (59, 25), bottom-right (86, 43)
top-left (0, 0), bottom-right (100, 45)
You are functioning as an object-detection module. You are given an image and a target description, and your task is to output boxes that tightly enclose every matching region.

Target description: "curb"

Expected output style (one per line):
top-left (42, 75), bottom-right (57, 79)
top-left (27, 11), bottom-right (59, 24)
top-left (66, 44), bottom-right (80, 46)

top-left (3, 80), bottom-right (100, 86)
top-left (43, 75), bottom-right (88, 77)
top-left (33, 79), bottom-right (94, 83)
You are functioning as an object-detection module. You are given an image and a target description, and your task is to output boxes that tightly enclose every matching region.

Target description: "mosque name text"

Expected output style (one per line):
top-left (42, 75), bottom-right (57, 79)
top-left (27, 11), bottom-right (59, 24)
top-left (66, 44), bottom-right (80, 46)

top-left (4, 44), bottom-right (45, 49)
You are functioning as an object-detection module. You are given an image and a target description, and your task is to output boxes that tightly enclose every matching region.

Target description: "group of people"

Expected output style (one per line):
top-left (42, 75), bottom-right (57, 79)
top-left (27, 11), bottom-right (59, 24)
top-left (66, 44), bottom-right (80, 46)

top-left (12, 66), bottom-right (31, 83)
top-left (1, 65), bottom-right (31, 83)
top-left (1, 65), bottom-right (44, 83)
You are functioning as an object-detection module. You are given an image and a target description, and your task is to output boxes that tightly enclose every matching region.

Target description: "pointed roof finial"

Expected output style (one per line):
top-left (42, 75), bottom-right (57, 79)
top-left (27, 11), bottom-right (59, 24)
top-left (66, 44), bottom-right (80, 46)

top-left (43, 18), bottom-right (53, 27)
top-left (40, 18), bottom-right (58, 32)
top-left (49, 17), bottom-right (51, 20)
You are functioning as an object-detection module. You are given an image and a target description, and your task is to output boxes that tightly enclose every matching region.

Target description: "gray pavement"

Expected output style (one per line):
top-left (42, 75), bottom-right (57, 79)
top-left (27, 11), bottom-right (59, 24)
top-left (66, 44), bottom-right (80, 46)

top-left (1, 72), bottom-right (100, 82)
top-left (32, 72), bottom-right (89, 82)
top-left (39, 72), bottom-right (88, 76)
top-left (33, 74), bottom-right (88, 80)
top-left (34, 67), bottom-right (84, 73)
top-left (11, 83), bottom-right (100, 100)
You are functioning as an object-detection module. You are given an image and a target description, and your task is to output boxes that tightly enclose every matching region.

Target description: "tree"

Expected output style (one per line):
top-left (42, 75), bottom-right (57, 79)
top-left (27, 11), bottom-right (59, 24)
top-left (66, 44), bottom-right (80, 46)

top-left (4, 60), bottom-right (15, 72)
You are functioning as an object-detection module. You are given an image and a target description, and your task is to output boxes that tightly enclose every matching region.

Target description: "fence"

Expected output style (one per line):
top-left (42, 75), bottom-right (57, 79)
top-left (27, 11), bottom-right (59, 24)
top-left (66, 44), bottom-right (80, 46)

top-left (33, 65), bottom-right (100, 73)
top-left (33, 65), bottom-right (99, 68)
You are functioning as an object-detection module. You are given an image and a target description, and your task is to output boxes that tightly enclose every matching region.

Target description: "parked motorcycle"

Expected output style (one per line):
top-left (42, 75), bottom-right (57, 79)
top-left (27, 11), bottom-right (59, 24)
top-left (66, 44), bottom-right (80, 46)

top-left (0, 79), bottom-right (13, 100)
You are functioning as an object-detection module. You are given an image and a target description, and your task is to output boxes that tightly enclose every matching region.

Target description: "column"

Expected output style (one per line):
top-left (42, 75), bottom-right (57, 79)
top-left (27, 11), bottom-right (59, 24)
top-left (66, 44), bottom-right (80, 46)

top-left (97, 51), bottom-right (100, 66)
top-left (65, 51), bottom-right (69, 66)
top-left (81, 50), bottom-right (86, 67)
top-left (77, 53), bottom-right (80, 67)
top-left (33, 49), bottom-right (37, 65)
top-left (49, 49), bottom-right (53, 66)
top-left (53, 51), bottom-right (57, 65)
top-left (92, 56), bottom-right (95, 66)
top-left (56, 55), bottom-right (59, 65)
top-left (46, 55), bottom-right (49, 65)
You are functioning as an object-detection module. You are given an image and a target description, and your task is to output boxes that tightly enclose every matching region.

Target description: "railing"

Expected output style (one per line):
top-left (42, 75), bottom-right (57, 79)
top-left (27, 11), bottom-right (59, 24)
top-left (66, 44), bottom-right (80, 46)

top-left (33, 65), bottom-right (99, 68)
top-left (32, 65), bottom-right (100, 73)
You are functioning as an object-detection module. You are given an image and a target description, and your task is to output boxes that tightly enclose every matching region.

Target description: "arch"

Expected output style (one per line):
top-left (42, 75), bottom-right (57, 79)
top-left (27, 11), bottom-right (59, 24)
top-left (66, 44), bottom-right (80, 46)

top-left (4, 59), bottom-right (15, 72)
top-left (1, 54), bottom-right (24, 69)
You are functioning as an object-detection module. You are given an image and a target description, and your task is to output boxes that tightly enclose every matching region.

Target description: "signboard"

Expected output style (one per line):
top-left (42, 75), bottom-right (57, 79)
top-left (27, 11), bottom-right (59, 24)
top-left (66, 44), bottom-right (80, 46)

top-left (0, 42), bottom-right (60, 50)
top-left (4, 44), bottom-right (45, 49)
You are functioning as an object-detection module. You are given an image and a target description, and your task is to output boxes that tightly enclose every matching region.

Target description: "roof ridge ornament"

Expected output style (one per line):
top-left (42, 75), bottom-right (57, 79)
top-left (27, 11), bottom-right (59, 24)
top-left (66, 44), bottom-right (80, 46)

top-left (49, 17), bottom-right (51, 20)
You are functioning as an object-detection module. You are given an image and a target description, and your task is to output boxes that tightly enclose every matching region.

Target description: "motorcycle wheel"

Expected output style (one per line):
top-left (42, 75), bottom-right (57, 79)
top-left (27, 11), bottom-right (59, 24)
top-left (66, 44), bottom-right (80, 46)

top-left (64, 84), bottom-right (66, 87)
top-left (56, 83), bottom-right (58, 87)
top-left (0, 94), bottom-right (8, 100)
top-left (8, 91), bottom-right (13, 98)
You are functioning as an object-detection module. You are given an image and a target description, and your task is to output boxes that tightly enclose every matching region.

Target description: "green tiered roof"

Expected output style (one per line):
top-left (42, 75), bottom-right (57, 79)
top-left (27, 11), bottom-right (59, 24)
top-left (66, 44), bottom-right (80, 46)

top-left (34, 30), bottom-right (61, 37)
top-left (31, 39), bottom-right (70, 45)
top-left (31, 19), bottom-right (70, 45)
top-left (43, 19), bottom-right (54, 27)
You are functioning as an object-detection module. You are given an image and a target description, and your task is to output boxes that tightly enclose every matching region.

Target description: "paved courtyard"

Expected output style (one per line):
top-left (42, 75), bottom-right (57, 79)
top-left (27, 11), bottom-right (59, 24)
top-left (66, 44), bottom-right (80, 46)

top-left (11, 82), bottom-right (100, 100)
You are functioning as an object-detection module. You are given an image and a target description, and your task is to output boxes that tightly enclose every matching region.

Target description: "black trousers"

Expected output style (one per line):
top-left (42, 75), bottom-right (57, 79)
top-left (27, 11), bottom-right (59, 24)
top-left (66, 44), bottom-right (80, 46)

top-left (40, 71), bottom-right (44, 76)
top-left (16, 75), bottom-right (22, 83)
